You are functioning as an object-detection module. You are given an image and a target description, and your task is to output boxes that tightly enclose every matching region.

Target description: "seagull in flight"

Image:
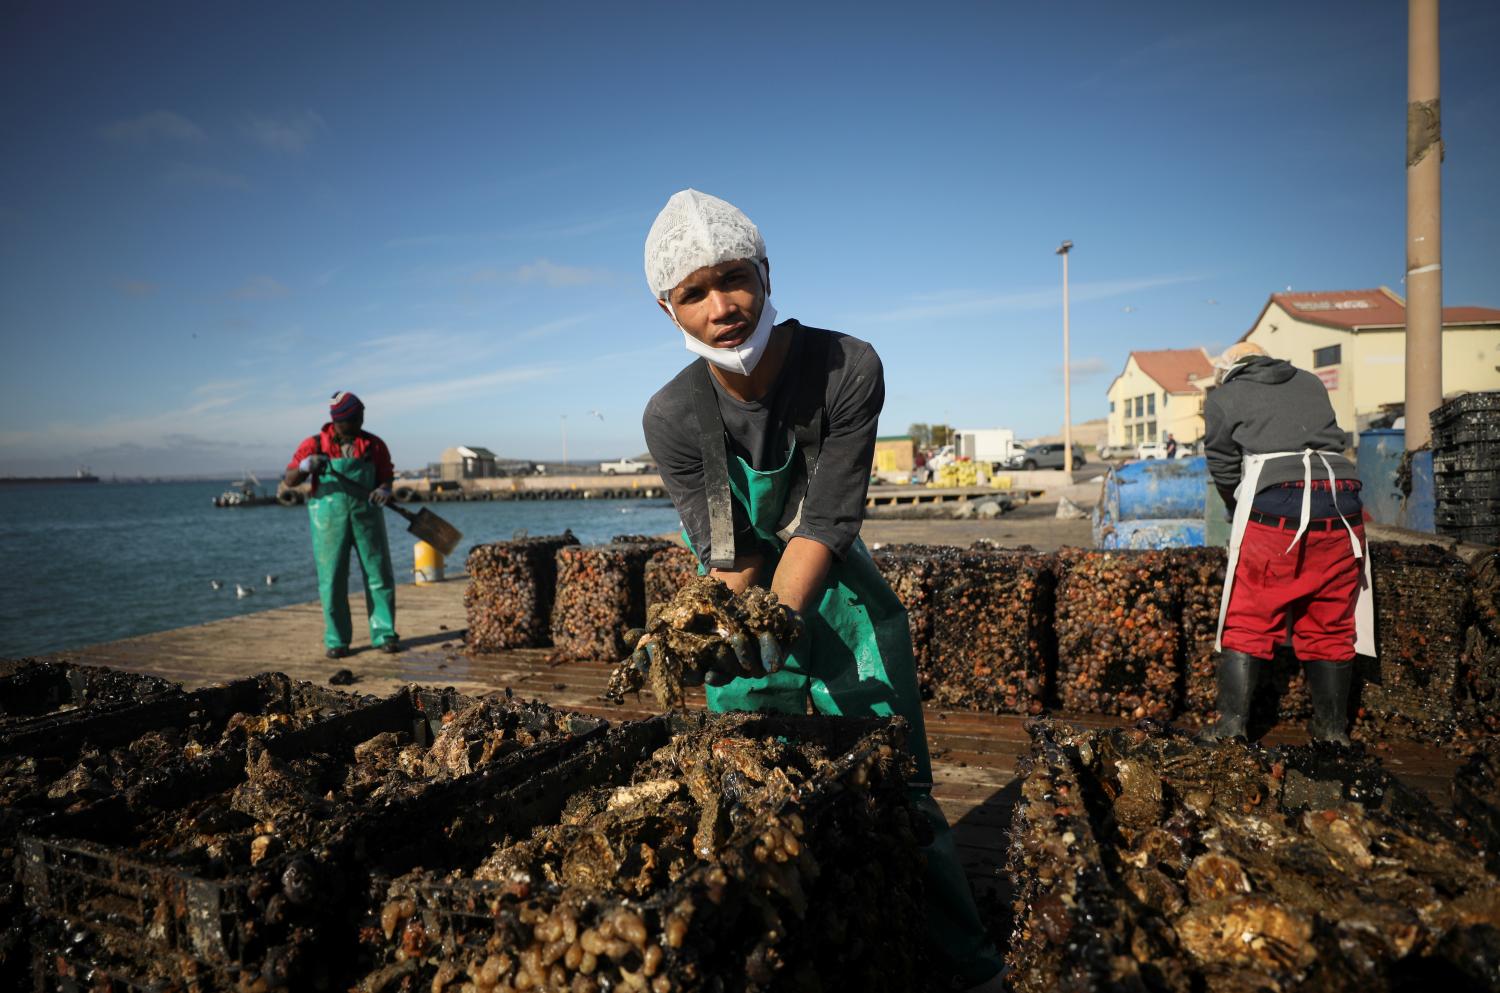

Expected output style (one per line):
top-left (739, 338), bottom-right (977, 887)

top-left (588, 410), bottom-right (604, 421)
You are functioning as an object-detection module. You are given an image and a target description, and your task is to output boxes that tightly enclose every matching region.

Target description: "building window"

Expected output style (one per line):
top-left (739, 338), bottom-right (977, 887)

top-left (1147, 420), bottom-right (1158, 441)
top-left (1147, 394), bottom-right (1156, 415)
top-left (1109, 400), bottom-right (1115, 413)
top-left (1313, 344), bottom-right (1341, 367)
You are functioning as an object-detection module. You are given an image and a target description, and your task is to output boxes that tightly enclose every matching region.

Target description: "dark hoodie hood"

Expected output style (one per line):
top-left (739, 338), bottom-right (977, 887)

top-left (1223, 354), bottom-right (1296, 385)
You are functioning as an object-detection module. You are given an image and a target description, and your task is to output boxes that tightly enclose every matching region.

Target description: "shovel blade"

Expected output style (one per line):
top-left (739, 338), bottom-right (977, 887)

top-left (407, 508), bottom-right (462, 557)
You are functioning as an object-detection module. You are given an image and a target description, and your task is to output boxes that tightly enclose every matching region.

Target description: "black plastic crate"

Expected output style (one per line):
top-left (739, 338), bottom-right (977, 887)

top-left (0, 661), bottom-right (179, 735)
top-left (29, 932), bottom-right (172, 993)
top-left (1431, 390), bottom-right (1500, 427)
top-left (1433, 441), bottom-right (1500, 476)
top-left (1439, 524), bottom-right (1500, 548)
top-left (18, 689), bottom-right (606, 991)
top-left (1434, 480), bottom-right (1500, 506)
top-left (1, 673), bottom-right (368, 992)
top-left (355, 710), bottom-right (924, 993)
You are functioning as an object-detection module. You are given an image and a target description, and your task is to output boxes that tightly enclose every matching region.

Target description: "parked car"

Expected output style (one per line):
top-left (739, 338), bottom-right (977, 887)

top-left (599, 457), bottom-right (650, 475)
top-left (1135, 442), bottom-right (1170, 459)
top-left (1003, 443), bottom-right (1085, 471)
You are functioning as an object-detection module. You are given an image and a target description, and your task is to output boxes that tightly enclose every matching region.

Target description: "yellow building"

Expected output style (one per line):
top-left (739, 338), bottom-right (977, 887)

top-left (1240, 287), bottom-right (1500, 433)
top-left (1106, 349), bottom-right (1213, 449)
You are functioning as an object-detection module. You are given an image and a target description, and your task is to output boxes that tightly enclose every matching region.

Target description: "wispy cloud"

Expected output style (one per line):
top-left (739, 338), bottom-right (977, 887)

top-left (383, 208), bottom-right (643, 251)
top-left (242, 110), bottom-right (325, 153)
top-left (857, 274), bottom-right (1206, 324)
top-left (365, 364), bottom-right (556, 411)
top-left (468, 258), bottom-right (613, 288)
top-left (232, 276), bottom-right (290, 300)
top-left (100, 110), bottom-right (206, 145)
top-left (166, 163), bottom-right (250, 191)
top-left (112, 278), bottom-right (158, 298)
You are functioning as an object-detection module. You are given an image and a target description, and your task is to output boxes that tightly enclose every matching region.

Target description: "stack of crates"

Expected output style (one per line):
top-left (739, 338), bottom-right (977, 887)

top-left (1432, 391), bottom-right (1500, 547)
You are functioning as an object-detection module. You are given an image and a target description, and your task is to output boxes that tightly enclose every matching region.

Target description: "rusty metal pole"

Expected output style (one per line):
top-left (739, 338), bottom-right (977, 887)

top-left (1058, 240), bottom-right (1074, 484)
top-left (1405, 0), bottom-right (1443, 450)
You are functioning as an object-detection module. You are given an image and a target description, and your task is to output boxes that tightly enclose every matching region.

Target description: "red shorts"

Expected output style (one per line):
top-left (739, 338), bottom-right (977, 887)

top-left (1221, 520), bottom-right (1365, 661)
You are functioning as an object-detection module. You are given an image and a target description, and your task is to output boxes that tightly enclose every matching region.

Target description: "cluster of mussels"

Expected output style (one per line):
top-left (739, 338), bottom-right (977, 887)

top-left (1357, 543), bottom-right (1475, 742)
top-left (550, 541), bottom-right (673, 664)
top-left (930, 545), bottom-right (1054, 714)
top-left (465, 533), bottom-right (580, 652)
top-left (871, 543), bottom-right (954, 687)
top-left (1008, 720), bottom-right (1500, 992)
top-left (2, 674), bottom-right (347, 823)
top-left (644, 547), bottom-right (700, 612)
top-left (363, 719), bottom-right (920, 993)
top-left (124, 699), bottom-right (576, 872)
top-left (604, 577), bottom-right (803, 709)
top-left (1054, 549), bottom-right (1181, 720)
top-left (1463, 551), bottom-right (1500, 735)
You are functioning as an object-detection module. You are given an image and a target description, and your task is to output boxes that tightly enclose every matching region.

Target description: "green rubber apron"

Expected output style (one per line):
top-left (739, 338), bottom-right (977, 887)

top-left (308, 453), bottom-right (397, 650)
top-left (692, 364), bottom-right (1002, 987)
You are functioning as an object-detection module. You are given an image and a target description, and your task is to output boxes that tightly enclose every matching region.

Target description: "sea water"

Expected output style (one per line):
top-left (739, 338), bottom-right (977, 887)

top-left (0, 481), bottom-right (682, 657)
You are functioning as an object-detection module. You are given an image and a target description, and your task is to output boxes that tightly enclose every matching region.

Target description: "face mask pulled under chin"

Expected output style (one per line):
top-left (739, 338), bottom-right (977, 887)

top-left (671, 263), bottom-right (778, 378)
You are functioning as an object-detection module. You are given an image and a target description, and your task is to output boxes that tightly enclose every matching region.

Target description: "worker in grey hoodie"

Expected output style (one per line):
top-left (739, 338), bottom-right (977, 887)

top-left (1199, 342), bottom-right (1373, 745)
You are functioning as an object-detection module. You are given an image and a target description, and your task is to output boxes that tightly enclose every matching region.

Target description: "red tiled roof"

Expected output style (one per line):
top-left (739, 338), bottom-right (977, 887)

top-left (1242, 286), bottom-right (1500, 338)
top-left (1127, 348), bottom-right (1213, 394)
top-left (1443, 306), bottom-right (1500, 324)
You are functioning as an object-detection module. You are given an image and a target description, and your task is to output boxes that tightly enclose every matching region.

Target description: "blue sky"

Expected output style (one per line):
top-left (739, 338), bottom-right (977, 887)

top-left (2, 1), bottom-right (1497, 476)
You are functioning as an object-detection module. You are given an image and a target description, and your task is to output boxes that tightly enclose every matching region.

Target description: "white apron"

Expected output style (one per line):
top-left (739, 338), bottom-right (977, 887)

top-left (1215, 449), bottom-right (1375, 656)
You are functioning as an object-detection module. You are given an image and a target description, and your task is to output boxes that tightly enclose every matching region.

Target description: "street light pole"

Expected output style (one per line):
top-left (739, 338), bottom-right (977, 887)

top-left (1405, 0), bottom-right (1442, 451)
top-left (1057, 240), bottom-right (1074, 484)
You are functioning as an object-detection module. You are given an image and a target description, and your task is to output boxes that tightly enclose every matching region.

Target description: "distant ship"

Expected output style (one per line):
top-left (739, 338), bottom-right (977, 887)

top-left (0, 466), bottom-right (100, 485)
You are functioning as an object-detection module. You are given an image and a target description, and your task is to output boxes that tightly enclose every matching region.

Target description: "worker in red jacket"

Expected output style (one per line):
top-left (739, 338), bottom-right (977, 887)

top-left (1199, 342), bottom-right (1373, 745)
top-left (284, 392), bottom-right (400, 658)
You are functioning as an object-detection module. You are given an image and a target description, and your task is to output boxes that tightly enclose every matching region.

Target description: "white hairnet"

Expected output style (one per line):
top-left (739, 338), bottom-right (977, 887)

top-left (643, 189), bottom-right (765, 299)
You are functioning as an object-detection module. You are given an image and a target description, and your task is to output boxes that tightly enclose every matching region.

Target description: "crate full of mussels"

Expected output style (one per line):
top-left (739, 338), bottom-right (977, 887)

top-left (1006, 719), bottom-right (1500, 993)
top-left (0, 659), bottom-right (180, 739)
top-left (1, 671), bottom-right (365, 989)
top-left (354, 710), bottom-right (926, 993)
top-left (21, 686), bottom-right (605, 993)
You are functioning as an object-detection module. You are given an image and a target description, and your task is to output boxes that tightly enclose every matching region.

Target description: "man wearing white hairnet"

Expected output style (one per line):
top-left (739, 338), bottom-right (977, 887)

top-left (637, 190), bottom-right (1004, 991)
top-left (1200, 341), bottom-right (1372, 746)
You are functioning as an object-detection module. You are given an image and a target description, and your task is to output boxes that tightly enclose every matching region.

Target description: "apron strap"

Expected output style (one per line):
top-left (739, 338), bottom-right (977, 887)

top-left (1321, 453), bottom-right (1363, 558)
top-left (1284, 449), bottom-right (1362, 559)
top-left (691, 361), bottom-right (738, 570)
top-left (773, 330), bottom-right (830, 542)
top-left (1285, 450), bottom-right (1315, 554)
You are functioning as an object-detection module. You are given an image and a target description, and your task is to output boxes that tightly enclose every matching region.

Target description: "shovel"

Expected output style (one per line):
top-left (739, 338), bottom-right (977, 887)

top-left (320, 464), bottom-right (464, 557)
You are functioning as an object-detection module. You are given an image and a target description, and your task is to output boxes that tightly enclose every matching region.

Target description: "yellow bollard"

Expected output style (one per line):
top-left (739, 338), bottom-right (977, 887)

top-left (414, 541), bottom-right (445, 585)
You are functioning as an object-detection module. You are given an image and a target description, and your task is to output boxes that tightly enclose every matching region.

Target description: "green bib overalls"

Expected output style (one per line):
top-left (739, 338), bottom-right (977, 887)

top-left (691, 358), bottom-right (1002, 988)
top-left (308, 453), bottom-right (398, 651)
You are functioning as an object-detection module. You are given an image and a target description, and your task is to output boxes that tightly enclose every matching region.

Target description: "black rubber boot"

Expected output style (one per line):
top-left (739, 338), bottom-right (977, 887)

top-left (1196, 650), bottom-right (1262, 743)
top-left (1305, 660), bottom-right (1353, 745)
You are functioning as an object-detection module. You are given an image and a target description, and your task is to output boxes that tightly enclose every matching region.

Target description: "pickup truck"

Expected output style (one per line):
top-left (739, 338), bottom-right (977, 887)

top-left (599, 458), bottom-right (650, 475)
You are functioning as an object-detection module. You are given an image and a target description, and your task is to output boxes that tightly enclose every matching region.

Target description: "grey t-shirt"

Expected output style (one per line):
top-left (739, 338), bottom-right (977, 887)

top-left (643, 322), bottom-right (883, 564)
